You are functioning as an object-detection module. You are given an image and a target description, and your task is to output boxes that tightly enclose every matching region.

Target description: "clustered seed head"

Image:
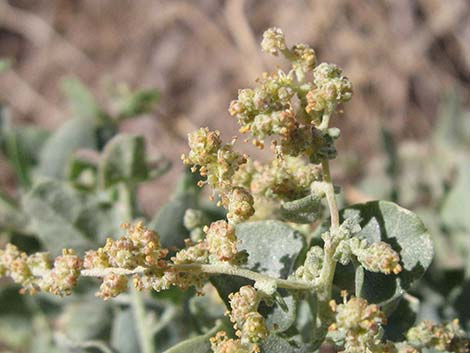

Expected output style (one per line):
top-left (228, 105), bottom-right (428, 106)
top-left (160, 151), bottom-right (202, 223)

top-left (82, 222), bottom-right (172, 298)
top-left (229, 70), bottom-right (296, 149)
top-left (249, 156), bottom-right (321, 201)
top-left (0, 244), bottom-right (82, 296)
top-left (210, 331), bottom-right (257, 353)
top-left (291, 43), bottom-right (317, 72)
top-left (228, 285), bottom-right (259, 325)
top-left (182, 127), bottom-right (246, 193)
top-left (406, 320), bottom-right (469, 353)
top-left (172, 239), bottom-right (209, 265)
top-left (45, 249), bottom-right (83, 296)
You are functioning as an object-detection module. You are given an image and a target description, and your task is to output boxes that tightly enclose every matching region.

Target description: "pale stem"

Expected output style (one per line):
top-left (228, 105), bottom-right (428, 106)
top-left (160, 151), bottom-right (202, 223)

top-left (81, 264), bottom-right (315, 291)
top-left (131, 286), bottom-right (156, 353)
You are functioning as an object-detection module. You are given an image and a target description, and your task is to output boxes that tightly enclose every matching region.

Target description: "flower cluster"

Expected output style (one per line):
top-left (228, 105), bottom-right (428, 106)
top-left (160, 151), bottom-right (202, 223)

top-left (306, 63), bottom-right (353, 117)
top-left (182, 128), bottom-right (247, 193)
top-left (181, 127), bottom-right (254, 224)
top-left (211, 286), bottom-right (267, 353)
top-left (229, 27), bottom-right (351, 163)
top-left (328, 294), bottom-right (390, 353)
top-left (248, 156), bottom-right (321, 201)
top-left (354, 241), bottom-right (402, 275)
top-left (205, 220), bottom-right (238, 263)
top-left (406, 319), bottom-right (469, 353)
top-left (83, 223), bottom-right (169, 299)
top-left (0, 245), bottom-right (82, 296)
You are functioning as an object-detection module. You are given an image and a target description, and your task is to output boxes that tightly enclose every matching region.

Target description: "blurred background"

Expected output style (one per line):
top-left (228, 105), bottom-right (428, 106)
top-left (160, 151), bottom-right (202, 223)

top-left (0, 0), bottom-right (468, 212)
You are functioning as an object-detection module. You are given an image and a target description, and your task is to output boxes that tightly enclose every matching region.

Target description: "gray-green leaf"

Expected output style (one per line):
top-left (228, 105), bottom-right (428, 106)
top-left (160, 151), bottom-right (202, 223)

top-left (98, 134), bottom-right (148, 189)
top-left (38, 118), bottom-right (98, 179)
top-left (338, 201), bottom-right (433, 305)
top-left (22, 180), bottom-right (116, 255)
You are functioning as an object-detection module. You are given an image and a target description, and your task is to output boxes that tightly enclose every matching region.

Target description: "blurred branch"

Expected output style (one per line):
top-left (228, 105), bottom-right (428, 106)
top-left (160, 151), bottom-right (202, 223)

top-left (0, 0), bottom-right (94, 68)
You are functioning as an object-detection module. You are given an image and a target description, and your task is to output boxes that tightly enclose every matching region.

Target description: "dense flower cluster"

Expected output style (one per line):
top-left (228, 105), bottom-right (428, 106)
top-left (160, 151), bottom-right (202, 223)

top-left (181, 127), bottom-right (254, 224)
top-left (328, 294), bottom-right (390, 353)
top-left (306, 63), bottom-right (353, 118)
top-left (205, 220), bottom-right (238, 263)
top-left (248, 156), bottom-right (321, 201)
top-left (229, 27), bottom-right (351, 163)
top-left (0, 245), bottom-right (82, 296)
top-left (211, 286), bottom-right (267, 353)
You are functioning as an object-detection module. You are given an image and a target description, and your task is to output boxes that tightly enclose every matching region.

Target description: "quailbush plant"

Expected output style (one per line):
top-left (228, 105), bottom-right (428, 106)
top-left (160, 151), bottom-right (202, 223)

top-left (0, 28), bottom-right (468, 353)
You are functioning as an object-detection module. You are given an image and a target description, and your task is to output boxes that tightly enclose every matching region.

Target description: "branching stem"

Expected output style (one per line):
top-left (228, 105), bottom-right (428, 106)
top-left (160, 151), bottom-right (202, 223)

top-left (81, 263), bottom-right (315, 291)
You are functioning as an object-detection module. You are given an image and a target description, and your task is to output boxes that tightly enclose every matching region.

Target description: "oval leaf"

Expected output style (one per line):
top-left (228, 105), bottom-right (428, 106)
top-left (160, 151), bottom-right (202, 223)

top-left (338, 201), bottom-right (433, 304)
